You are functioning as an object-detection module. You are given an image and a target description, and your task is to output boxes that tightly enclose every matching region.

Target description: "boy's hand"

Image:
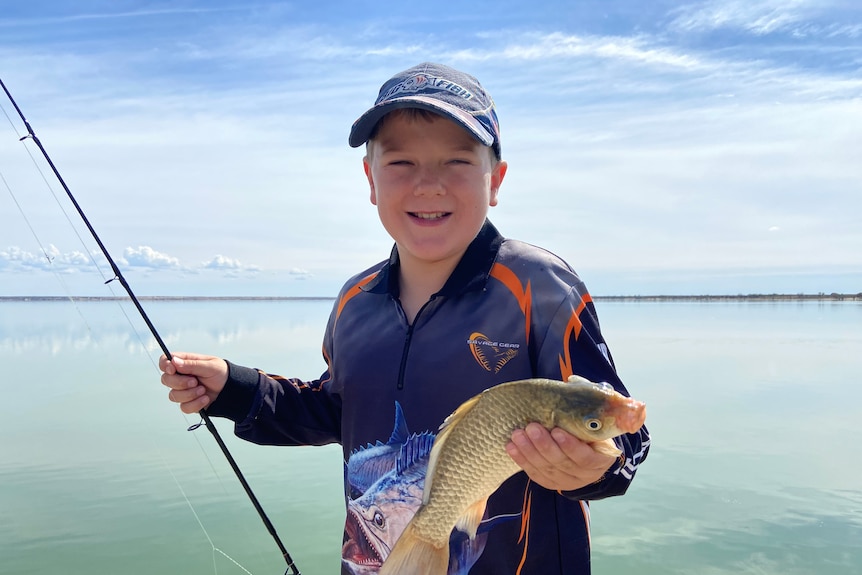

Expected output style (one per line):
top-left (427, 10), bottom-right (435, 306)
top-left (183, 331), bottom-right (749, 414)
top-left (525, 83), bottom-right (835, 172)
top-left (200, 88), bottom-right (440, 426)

top-left (159, 352), bottom-right (228, 414)
top-left (506, 423), bottom-right (617, 492)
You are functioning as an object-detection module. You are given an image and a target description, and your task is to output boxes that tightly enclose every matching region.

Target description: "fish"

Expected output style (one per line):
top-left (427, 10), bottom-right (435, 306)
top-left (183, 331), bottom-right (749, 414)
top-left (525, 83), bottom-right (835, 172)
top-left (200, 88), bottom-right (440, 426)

top-left (345, 402), bottom-right (414, 500)
top-left (342, 402), bottom-right (488, 574)
top-left (378, 374), bottom-right (647, 575)
top-left (342, 430), bottom-right (431, 574)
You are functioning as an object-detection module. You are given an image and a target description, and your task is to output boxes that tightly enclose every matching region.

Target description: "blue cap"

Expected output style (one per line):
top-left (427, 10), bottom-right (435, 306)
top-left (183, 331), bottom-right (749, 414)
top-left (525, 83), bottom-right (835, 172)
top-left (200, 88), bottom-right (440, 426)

top-left (349, 62), bottom-right (501, 158)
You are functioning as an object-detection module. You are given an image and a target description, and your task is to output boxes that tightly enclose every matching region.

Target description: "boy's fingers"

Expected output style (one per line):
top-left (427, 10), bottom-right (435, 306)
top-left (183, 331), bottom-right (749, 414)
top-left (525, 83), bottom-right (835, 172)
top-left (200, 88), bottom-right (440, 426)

top-left (171, 355), bottom-right (220, 377)
top-left (168, 384), bottom-right (205, 402)
top-left (161, 372), bottom-right (199, 390)
top-left (180, 394), bottom-right (210, 414)
top-left (158, 354), bottom-right (175, 374)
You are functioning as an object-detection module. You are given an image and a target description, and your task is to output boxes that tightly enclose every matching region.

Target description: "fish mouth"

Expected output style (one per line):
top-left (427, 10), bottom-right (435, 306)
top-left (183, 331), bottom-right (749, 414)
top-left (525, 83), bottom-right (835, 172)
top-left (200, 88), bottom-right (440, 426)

top-left (615, 398), bottom-right (647, 434)
top-left (341, 505), bottom-right (386, 569)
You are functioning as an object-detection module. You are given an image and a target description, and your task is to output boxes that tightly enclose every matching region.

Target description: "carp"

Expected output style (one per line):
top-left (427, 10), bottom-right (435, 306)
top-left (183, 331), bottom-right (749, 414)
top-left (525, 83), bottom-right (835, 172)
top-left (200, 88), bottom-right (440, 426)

top-left (378, 375), bottom-right (647, 575)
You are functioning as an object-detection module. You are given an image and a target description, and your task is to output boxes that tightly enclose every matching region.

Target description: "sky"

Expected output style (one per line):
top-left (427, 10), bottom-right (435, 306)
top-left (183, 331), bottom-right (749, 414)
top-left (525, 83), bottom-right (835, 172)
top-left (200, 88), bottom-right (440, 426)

top-left (0, 0), bottom-right (860, 297)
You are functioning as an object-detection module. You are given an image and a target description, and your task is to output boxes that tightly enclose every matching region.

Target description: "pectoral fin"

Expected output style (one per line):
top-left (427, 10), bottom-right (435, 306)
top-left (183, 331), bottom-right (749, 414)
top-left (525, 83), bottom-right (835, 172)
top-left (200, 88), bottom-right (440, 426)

top-left (591, 438), bottom-right (622, 458)
top-left (454, 497), bottom-right (488, 540)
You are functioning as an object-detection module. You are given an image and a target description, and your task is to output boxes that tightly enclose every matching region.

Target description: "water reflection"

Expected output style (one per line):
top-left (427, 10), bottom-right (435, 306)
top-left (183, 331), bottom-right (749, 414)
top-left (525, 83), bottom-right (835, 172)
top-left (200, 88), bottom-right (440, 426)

top-left (1, 299), bottom-right (861, 575)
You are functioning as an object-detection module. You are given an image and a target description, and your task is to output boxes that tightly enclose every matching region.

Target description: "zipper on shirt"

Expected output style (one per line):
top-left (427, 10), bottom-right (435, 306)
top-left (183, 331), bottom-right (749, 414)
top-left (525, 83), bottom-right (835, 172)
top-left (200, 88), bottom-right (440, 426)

top-left (396, 323), bottom-right (414, 390)
top-left (396, 295), bottom-right (437, 391)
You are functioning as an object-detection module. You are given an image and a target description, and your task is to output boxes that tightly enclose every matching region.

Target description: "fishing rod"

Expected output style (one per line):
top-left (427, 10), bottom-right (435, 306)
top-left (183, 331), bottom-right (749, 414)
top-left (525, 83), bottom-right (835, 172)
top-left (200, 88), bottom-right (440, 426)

top-left (0, 77), bottom-right (300, 575)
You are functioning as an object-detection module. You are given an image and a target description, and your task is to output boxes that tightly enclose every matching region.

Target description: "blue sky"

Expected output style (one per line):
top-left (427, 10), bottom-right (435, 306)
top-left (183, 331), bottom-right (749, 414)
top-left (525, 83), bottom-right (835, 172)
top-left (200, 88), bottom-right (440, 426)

top-left (1, 0), bottom-right (860, 297)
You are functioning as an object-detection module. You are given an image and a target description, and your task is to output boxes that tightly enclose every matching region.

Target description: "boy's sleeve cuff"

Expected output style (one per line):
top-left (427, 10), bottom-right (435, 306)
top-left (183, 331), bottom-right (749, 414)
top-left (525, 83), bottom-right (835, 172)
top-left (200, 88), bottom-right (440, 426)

top-left (204, 360), bottom-right (260, 421)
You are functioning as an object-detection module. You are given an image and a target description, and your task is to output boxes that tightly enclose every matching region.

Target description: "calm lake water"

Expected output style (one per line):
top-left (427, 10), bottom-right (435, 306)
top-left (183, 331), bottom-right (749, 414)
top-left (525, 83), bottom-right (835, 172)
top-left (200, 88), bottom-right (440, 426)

top-left (1, 299), bottom-right (860, 575)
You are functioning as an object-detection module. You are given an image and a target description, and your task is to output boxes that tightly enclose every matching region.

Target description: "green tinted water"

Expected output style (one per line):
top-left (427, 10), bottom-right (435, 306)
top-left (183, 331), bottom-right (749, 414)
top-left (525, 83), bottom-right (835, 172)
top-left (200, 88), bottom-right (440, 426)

top-left (1, 300), bottom-right (860, 574)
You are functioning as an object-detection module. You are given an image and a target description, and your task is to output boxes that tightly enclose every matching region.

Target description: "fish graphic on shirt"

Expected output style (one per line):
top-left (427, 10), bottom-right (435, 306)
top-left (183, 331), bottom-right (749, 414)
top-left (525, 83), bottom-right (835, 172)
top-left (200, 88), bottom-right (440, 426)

top-left (341, 403), bottom-right (495, 574)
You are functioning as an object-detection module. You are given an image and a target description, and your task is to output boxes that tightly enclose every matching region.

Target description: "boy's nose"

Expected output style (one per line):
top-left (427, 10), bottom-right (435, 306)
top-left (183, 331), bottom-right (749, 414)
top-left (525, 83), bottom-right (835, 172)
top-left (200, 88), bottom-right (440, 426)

top-left (413, 167), bottom-right (445, 196)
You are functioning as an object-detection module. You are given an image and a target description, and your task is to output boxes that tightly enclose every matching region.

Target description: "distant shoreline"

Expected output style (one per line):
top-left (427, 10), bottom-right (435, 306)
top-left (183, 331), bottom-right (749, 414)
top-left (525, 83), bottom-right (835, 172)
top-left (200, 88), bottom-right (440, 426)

top-left (1, 293), bottom-right (860, 302)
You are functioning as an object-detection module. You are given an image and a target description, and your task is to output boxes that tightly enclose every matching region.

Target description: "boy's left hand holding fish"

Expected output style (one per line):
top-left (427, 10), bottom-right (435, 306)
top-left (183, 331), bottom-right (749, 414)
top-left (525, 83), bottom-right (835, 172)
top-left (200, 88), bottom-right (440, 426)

top-left (506, 422), bottom-right (618, 491)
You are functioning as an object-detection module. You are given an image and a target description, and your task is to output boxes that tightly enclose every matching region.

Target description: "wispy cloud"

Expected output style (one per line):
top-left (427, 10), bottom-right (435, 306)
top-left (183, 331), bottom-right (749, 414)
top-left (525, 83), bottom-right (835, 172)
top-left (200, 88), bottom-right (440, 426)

top-left (669, 0), bottom-right (814, 35)
top-left (2, 2), bottom-right (861, 296)
top-left (667, 0), bottom-right (862, 38)
top-left (495, 32), bottom-right (704, 69)
top-left (0, 6), bottom-right (245, 28)
top-left (288, 267), bottom-right (312, 280)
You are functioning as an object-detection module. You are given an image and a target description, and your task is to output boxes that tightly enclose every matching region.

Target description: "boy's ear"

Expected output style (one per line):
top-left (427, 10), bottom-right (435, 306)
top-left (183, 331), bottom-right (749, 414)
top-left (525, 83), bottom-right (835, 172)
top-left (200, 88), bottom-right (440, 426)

top-left (363, 156), bottom-right (377, 205)
top-left (489, 160), bottom-right (508, 207)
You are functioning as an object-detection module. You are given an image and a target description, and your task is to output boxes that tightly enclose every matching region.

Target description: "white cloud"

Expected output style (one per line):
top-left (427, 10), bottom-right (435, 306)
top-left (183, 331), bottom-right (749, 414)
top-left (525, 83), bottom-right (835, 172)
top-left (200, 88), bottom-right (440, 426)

top-left (497, 32), bottom-right (703, 70)
top-left (203, 254), bottom-right (261, 275)
top-left (288, 268), bottom-right (313, 280)
top-left (203, 254), bottom-right (241, 270)
top-left (0, 244), bottom-right (97, 273)
top-left (0, 244), bottom-right (272, 282)
top-left (669, 0), bottom-right (814, 35)
top-left (665, 0), bottom-right (862, 40)
top-left (120, 246), bottom-right (181, 269)
top-left (2, 4), bottom-right (860, 297)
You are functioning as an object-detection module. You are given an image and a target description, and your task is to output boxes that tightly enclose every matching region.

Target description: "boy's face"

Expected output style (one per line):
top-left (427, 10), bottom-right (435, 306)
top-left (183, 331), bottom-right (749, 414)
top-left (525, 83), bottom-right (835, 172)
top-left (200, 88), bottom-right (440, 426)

top-left (363, 112), bottom-right (507, 273)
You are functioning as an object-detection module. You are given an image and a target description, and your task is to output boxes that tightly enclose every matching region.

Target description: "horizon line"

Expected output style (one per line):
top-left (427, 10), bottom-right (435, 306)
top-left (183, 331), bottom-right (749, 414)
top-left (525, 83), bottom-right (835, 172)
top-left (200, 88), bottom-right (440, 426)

top-left (1, 293), bottom-right (860, 302)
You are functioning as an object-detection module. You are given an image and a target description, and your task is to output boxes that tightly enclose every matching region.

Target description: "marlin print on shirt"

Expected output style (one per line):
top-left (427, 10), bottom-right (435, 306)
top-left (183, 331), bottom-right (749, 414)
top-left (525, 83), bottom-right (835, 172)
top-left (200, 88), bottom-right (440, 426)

top-left (341, 402), bottom-right (515, 574)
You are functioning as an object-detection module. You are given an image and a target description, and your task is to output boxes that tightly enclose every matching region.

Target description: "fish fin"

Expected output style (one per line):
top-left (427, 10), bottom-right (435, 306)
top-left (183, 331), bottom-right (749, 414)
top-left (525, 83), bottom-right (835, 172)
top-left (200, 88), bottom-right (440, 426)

top-left (387, 401), bottom-right (411, 445)
top-left (436, 394), bottom-right (481, 435)
top-left (424, 394), bottom-right (482, 504)
top-left (591, 438), bottom-right (622, 458)
top-left (454, 498), bottom-right (488, 540)
top-left (379, 522), bottom-right (449, 575)
top-left (396, 432), bottom-right (436, 476)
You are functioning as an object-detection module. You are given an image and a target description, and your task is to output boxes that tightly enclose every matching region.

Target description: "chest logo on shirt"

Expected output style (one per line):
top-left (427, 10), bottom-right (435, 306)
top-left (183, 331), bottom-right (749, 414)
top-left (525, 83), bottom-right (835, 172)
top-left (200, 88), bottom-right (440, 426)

top-left (467, 332), bottom-right (520, 373)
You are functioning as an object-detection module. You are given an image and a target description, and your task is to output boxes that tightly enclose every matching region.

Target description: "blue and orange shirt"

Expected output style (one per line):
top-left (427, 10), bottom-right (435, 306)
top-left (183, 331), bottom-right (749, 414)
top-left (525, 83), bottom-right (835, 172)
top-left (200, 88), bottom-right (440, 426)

top-left (209, 219), bottom-right (650, 574)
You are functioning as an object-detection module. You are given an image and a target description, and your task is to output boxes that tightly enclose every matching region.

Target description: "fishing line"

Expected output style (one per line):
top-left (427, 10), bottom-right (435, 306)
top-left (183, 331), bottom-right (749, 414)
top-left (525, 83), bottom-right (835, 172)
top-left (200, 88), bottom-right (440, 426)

top-left (0, 78), bottom-right (301, 575)
top-left (0, 168), bottom-right (93, 329)
top-left (2, 93), bottom-right (273, 574)
top-left (160, 452), bottom-right (256, 575)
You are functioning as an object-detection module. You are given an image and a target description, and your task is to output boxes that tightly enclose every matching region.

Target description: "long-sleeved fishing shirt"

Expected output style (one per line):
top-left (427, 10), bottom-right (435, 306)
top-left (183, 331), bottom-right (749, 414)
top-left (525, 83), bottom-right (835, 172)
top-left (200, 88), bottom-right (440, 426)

top-left (208, 219), bottom-right (650, 574)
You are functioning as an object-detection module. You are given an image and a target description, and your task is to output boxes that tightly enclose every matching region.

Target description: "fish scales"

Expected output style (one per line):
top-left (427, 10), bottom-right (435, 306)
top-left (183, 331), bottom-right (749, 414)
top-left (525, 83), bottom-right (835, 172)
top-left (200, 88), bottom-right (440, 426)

top-left (379, 375), bottom-right (646, 575)
top-left (418, 378), bottom-right (614, 539)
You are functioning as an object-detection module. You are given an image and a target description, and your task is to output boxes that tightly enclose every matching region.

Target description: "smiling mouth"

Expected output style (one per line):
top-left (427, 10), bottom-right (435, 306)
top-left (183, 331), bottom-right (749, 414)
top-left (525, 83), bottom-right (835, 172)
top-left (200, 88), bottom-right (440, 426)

top-left (409, 211), bottom-right (450, 220)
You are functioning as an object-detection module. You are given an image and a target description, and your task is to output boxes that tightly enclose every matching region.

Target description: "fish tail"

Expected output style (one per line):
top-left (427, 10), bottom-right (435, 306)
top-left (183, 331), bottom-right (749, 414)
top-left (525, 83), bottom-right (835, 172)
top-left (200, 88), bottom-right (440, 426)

top-left (379, 522), bottom-right (449, 575)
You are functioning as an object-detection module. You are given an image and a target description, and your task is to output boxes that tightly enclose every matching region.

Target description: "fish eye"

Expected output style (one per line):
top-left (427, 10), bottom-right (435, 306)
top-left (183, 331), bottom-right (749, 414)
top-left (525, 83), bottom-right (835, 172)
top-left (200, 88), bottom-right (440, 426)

top-left (585, 418), bottom-right (602, 431)
top-left (373, 511), bottom-right (385, 528)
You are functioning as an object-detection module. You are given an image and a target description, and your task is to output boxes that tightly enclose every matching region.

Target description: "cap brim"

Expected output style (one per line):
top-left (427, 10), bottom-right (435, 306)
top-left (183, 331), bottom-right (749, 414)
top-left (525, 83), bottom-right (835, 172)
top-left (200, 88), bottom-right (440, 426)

top-left (348, 95), bottom-right (495, 149)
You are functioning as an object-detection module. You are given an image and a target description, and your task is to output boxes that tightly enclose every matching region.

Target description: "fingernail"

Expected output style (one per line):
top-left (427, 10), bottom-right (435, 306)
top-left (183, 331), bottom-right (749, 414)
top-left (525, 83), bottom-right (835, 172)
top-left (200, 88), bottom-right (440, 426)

top-left (174, 357), bottom-right (185, 367)
top-left (551, 428), bottom-right (568, 443)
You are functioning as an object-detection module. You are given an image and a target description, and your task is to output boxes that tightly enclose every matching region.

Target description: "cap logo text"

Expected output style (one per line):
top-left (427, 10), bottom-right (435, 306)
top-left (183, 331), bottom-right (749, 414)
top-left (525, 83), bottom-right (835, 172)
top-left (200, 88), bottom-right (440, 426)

top-left (382, 74), bottom-right (473, 102)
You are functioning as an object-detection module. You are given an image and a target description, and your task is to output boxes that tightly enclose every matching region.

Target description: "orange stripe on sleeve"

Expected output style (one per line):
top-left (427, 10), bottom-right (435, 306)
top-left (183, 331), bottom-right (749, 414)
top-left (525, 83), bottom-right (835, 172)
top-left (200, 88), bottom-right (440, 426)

top-left (557, 292), bottom-right (593, 380)
top-left (334, 272), bottom-right (378, 327)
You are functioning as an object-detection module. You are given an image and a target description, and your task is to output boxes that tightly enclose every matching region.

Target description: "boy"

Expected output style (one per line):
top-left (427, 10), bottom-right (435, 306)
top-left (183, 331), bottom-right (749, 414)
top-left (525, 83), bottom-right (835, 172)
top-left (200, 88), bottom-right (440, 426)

top-left (160, 62), bottom-right (650, 574)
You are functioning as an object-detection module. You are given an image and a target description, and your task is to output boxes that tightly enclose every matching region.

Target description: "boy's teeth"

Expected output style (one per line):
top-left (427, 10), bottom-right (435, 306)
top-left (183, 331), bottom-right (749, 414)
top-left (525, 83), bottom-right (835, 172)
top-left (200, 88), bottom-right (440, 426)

top-left (415, 212), bottom-right (445, 220)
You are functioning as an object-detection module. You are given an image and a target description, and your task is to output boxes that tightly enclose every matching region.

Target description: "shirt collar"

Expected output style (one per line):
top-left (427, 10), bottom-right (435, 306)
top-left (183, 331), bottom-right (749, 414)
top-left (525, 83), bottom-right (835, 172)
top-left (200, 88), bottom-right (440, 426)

top-left (362, 219), bottom-right (504, 297)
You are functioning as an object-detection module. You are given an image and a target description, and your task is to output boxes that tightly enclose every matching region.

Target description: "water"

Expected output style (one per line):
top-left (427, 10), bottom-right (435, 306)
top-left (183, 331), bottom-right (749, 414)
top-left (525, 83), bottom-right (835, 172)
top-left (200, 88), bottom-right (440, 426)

top-left (1, 299), bottom-right (860, 574)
